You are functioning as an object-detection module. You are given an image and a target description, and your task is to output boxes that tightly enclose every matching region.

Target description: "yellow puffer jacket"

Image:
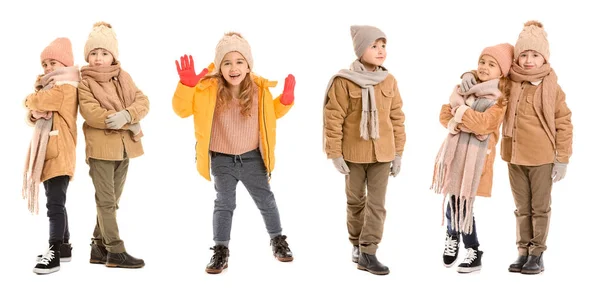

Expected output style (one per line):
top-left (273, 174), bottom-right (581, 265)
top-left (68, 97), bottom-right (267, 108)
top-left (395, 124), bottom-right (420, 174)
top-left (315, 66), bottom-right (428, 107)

top-left (172, 64), bottom-right (293, 181)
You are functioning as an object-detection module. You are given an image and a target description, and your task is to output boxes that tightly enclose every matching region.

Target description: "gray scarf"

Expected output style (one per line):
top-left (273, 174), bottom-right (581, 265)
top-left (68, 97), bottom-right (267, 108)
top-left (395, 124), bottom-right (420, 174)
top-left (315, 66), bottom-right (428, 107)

top-left (323, 60), bottom-right (389, 145)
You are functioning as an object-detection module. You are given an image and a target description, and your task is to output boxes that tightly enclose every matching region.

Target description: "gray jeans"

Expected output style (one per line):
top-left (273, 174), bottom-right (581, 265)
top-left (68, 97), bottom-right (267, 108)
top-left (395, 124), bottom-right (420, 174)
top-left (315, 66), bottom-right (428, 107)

top-left (211, 149), bottom-right (282, 244)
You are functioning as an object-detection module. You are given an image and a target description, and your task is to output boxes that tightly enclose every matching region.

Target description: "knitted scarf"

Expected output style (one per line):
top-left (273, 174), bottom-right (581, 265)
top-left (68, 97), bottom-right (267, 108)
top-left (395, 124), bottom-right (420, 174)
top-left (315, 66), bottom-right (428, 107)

top-left (80, 62), bottom-right (138, 112)
top-left (22, 66), bottom-right (80, 214)
top-left (431, 79), bottom-right (501, 234)
top-left (322, 60), bottom-right (388, 151)
top-left (504, 63), bottom-right (557, 145)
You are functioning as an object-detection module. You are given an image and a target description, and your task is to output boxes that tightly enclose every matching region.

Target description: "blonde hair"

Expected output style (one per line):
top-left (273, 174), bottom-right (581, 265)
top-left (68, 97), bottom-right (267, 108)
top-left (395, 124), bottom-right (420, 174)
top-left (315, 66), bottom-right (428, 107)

top-left (203, 72), bottom-right (257, 117)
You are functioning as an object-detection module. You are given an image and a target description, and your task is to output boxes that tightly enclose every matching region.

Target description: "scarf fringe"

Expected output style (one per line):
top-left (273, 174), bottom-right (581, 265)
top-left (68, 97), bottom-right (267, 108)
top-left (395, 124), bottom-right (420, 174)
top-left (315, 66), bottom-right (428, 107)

top-left (22, 117), bottom-right (53, 214)
top-left (442, 194), bottom-right (476, 235)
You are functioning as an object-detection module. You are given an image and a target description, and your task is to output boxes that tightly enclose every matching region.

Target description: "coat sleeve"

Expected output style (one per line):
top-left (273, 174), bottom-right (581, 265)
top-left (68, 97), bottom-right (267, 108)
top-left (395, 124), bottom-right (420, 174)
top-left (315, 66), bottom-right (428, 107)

top-left (125, 86), bottom-right (149, 123)
top-left (390, 79), bottom-right (406, 156)
top-left (456, 101), bottom-right (507, 135)
top-left (324, 77), bottom-right (348, 159)
top-left (78, 79), bottom-right (114, 129)
top-left (554, 85), bottom-right (573, 163)
top-left (172, 82), bottom-right (196, 118)
top-left (273, 94), bottom-right (293, 119)
top-left (439, 104), bottom-right (453, 128)
top-left (25, 85), bottom-right (66, 112)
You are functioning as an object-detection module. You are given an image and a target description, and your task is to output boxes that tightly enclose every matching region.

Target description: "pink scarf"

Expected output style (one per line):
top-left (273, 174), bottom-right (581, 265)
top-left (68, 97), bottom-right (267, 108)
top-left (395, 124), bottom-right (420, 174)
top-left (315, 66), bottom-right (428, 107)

top-left (22, 66), bottom-right (80, 214)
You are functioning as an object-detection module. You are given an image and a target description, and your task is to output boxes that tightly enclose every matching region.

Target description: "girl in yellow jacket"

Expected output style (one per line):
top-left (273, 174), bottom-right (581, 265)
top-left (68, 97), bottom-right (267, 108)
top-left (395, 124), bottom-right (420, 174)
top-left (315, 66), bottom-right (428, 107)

top-left (24, 37), bottom-right (80, 275)
top-left (172, 32), bottom-right (296, 274)
top-left (78, 22), bottom-right (148, 269)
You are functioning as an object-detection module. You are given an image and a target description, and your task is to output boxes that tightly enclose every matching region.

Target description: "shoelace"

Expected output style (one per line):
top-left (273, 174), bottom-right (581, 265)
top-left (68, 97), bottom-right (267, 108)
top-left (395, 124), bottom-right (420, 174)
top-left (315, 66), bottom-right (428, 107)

top-left (39, 248), bottom-right (56, 266)
top-left (444, 235), bottom-right (458, 256)
top-left (210, 247), bottom-right (227, 265)
top-left (271, 236), bottom-right (290, 252)
top-left (462, 248), bottom-right (478, 264)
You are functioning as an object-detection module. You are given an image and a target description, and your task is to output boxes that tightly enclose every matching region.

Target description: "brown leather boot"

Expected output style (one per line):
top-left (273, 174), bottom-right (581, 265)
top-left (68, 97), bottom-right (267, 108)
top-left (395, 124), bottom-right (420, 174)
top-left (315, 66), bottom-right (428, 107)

top-left (90, 243), bottom-right (108, 264)
top-left (105, 251), bottom-right (145, 268)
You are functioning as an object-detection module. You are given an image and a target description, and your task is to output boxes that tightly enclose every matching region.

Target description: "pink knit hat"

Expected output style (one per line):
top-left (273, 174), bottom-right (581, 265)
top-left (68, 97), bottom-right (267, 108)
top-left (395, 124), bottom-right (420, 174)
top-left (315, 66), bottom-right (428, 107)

top-left (40, 37), bottom-right (74, 67)
top-left (480, 43), bottom-right (514, 77)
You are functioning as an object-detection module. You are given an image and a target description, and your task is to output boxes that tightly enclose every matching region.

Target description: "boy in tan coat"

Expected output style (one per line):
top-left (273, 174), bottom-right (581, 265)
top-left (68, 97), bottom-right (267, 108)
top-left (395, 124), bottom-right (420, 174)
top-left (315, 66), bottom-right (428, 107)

top-left (462, 20), bottom-right (573, 275)
top-left (323, 25), bottom-right (406, 275)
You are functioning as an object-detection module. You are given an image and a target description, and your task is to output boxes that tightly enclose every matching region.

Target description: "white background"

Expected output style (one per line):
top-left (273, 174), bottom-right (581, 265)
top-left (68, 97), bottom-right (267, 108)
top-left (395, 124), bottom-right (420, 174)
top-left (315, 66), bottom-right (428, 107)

top-left (1, 0), bottom-right (598, 290)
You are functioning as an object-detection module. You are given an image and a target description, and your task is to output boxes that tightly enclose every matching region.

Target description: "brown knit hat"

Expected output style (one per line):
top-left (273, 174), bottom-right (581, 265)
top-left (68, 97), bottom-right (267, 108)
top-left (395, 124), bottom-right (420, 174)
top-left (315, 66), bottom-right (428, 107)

top-left (480, 43), bottom-right (514, 76)
top-left (350, 25), bottom-right (386, 58)
top-left (514, 20), bottom-right (549, 61)
top-left (84, 22), bottom-right (119, 62)
top-left (40, 37), bottom-right (74, 67)
top-left (214, 32), bottom-right (253, 74)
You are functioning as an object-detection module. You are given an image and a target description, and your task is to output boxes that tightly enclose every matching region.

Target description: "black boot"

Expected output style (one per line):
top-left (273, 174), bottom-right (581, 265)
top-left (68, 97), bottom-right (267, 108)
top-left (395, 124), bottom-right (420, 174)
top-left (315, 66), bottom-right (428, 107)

top-left (206, 245), bottom-right (229, 274)
top-left (521, 253), bottom-right (544, 274)
top-left (106, 251), bottom-right (145, 268)
top-left (508, 255), bottom-right (528, 272)
top-left (37, 243), bottom-right (72, 262)
top-left (270, 235), bottom-right (294, 262)
top-left (443, 233), bottom-right (460, 267)
top-left (90, 243), bottom-right (108, 264)
top-left (357, 252), bottom-right (389, 275)
top-left (33, 243), bottom-right (61, 274)
top-left (352, 245), bottom-right (359, 263)
top-left (456, 248), bottom-right (483, 273)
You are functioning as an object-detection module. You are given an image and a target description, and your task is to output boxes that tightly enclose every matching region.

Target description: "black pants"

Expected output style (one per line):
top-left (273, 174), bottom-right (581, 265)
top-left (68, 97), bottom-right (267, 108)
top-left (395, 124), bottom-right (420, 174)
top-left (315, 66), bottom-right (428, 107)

top-left (44, 175), bottom-right (70, 245)
top-left (446, 196), bottom-right (479, 249)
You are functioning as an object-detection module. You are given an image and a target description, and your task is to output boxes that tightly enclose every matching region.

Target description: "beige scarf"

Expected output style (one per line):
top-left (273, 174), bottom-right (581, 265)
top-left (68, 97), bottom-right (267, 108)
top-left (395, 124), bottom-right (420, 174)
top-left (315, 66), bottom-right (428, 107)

top-left (504, 63), bottom-right (557, 145)
top-left (80, 62), bottom-right (137, 111)
top-left (431, 80), bottom-right (501, 234)
top-left (22, 67), bottom-right (80, 214)
top-left (322, 60), bottom-right (388, 151)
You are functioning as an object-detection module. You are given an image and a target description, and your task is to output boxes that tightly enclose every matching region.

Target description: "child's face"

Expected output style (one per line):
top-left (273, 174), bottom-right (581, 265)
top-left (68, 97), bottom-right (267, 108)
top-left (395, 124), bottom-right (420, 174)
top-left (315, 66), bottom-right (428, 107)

top-left (477, 55), bottom-right (503, 81)
top-left (88, 48), bottom-right (114, 67)
top-left (517, 50), bottom-right (545, 70)
top-left (360, 39), bottom-right (387, 69)
top-left (220, 51), bottom-right (250, 88)
top-left (41, 59), bottom-right (66, 74)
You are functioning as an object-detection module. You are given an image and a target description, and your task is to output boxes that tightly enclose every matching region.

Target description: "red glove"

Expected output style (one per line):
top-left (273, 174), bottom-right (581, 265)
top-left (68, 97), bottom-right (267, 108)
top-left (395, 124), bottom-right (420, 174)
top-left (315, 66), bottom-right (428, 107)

top-left (280, 74), bottom-right (295, 105)
top-left (175, 54), bottom-right (208, 87)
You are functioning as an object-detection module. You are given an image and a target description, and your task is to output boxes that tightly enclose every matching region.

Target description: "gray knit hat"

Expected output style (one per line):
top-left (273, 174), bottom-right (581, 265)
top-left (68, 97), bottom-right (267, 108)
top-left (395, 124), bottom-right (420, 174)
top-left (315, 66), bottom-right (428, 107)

top-left (350, 25), bottom-right (386, 58)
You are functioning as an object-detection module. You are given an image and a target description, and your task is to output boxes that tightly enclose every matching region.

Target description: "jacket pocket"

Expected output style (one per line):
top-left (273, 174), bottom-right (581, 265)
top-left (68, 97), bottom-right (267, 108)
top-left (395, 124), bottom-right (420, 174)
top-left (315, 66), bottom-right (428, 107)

top-left (45, 130), bottom-right (60, 160)
top-left (348, 89), bottom-right (362, 113)
top-left (380, 88), bottom-right (394, 110)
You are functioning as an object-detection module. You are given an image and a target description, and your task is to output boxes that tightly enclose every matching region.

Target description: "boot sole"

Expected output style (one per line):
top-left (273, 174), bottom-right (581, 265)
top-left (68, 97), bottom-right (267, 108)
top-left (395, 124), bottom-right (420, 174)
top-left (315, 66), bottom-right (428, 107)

top-left (90, 259), bottom-right (107, 264)
top-left (105, 262), bottom-right (145, 268)
top-left (276, 256), bottom-right (294, 262)
top-left (352, 258), bottom-right (358, 263)
top-left (37, 257), bottom-right (71, 262)
top-left (508, 266), bottom-right (522, 272)
top-left (33, 266), bottom-right (60, 274)
top-left (357, 265), bottom-right (390, 275)
top-left (521, 267), bottom-right (544, 275)
top-left (457, 265), bottom-right (482, 273)
top-left (206, 263), bottom-right (228, 274)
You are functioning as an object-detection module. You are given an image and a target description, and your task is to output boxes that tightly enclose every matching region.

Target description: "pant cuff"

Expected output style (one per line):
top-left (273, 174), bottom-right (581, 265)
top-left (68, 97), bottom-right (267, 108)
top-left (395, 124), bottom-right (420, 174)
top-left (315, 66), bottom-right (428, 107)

top-left (360, 243), bottom-right (378, 255)
top-left (214, 241), bottom-right (230, 247)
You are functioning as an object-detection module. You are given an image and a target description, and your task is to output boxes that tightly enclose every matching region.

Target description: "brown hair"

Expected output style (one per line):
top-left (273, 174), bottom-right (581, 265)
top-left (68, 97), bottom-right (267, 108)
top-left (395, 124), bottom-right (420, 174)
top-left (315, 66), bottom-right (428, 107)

top-left (497, 76), bottom-right (512, 107)
top-left (204, 72), bottom-right (257, 117)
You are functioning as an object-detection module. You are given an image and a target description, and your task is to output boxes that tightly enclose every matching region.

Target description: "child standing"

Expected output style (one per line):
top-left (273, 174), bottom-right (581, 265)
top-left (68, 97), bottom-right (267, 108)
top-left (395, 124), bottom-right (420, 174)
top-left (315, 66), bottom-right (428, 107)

top-left (24, 37), bottom-right (80, 275)
top-left (78, 22), bottom-right (148, 268)
top-left (172, 32), bottom-right (296, 274)
top-left (433, 43), bottom-right (514, 273)
top-left (323, 25), bottom-right (406, 276)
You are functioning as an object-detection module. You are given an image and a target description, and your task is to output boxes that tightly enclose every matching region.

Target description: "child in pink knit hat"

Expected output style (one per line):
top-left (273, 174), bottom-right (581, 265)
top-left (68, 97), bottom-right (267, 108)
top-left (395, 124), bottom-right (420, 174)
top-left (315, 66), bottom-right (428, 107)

top-left (172, 31), bottom-right (296, 274)
top-left (434, 42), bottom-right (514, 274)
top-left (462, 20), bottom-right (573, 275)
top-left (23, 37), bottom-right (81, 275)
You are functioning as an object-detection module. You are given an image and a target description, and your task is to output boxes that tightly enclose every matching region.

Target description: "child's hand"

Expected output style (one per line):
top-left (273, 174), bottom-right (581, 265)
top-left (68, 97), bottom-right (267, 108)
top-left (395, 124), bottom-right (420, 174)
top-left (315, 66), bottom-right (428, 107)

top-left (280, 74), bottom-right (296, 105)
top-left (552, 162), bottom-right (567, 183)
top-left (460, 73), bottom-right (476, 93)
top-left (332, 157), bottom-right (350, 175)
top-left (176, 54), bottom-right (208, 87)
top-left (32, 110), bottom-right (52, 120)
top-left (106, 110), bottom-right (132, 129)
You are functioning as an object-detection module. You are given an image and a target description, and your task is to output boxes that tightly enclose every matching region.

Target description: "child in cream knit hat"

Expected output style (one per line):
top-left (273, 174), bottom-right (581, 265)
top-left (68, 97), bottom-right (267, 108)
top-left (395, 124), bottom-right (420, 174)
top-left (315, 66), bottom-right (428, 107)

top-left (172, 31), bottom-right (296, 274)
top-left (78, 21), bottom-right (149, 269)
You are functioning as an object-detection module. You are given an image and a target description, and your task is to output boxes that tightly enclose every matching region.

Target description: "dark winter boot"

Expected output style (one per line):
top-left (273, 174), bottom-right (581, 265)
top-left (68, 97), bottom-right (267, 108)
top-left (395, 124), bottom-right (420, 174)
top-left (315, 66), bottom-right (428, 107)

top-left (37, 243), bottom-right (72, 262)
top-left (357, 252), bottom-right (390, 275)
top-left (270, 235), bottom-right (293, 262)
top-left (508, 255), bottom-right (528, 272)
top-left (352, 245), bottom-right (360, 263)
top-left (206, 245), bottom-right (229, 274)
top-left (521, 253), bottom-right (544, 274)
top-left (90, 243), bottom-right (108, 264)
top-left (106, 251), bottom-right (145, 268)
top-left (456, 248), bottom-right (483, 273)
top-left (33, 243), bottom-right (61, 274)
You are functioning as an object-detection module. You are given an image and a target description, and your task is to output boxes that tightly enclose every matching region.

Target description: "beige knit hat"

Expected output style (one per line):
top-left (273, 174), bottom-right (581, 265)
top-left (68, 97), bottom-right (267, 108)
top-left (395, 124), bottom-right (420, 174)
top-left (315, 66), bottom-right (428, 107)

top-left (480, 43), bottom-right (514, 76)
top-left (350, 25), bottom-right (386, 58)
top-left (214, 32), bottom-right (253, 74)
top-left (514, 20), bottom-right (549, 61)
top-left (84, 22), bottom-right (118, 62)
top-left (40, 37), bottom-right (74, 67)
